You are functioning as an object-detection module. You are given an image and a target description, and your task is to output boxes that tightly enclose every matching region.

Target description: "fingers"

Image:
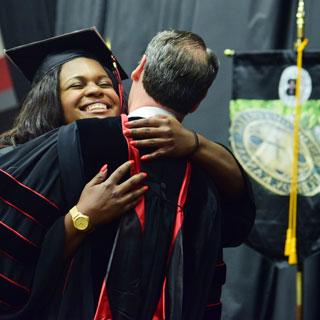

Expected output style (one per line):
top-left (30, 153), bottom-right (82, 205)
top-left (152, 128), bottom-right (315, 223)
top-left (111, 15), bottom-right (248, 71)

top-left (126, 118), bottom-right (155, 128)
top-left (141, 152), bottom-right (160, 161)
top-left (86, 164), bottom-right (108, 187)
top-left (106, 160), bottom-right (132, 185)
top-left (131, 138), bottom-right (173, 148)
top-left (125, 115), bottom-right (170, 129)
top-left (117, 172), bottom-right (147, 194)
top-left (124, 116), bottom-right (174, 140)
top-left (121, 186), bottom-right (148, 211)
top-left (141, 146), bottom-right (173, 161)
top-left (126, 127), bottom-right (171, 139)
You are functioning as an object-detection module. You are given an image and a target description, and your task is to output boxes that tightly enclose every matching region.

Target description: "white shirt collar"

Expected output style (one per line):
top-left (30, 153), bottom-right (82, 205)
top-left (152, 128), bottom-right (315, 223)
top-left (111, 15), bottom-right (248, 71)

top-left (128, 106), bottom-right (174, 119)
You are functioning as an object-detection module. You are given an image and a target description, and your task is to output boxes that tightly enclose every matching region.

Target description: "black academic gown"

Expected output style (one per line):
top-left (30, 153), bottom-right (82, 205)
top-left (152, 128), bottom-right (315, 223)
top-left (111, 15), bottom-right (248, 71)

top-left (0, 116), bottom-right (255, 320)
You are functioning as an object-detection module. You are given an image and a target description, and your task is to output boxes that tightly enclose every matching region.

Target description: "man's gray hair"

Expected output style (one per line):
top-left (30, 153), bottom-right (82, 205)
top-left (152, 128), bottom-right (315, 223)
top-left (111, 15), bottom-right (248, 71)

top-left (143, 30), bottom-right (219, 114)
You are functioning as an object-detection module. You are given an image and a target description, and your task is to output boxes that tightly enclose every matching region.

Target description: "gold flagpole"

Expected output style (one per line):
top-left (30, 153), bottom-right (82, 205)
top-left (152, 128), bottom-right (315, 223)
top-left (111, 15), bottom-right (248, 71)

top-left (295, 0), bottom-right (305, 48)
top-left (285, 1), bottom-right (307, 319)
top-left (226, 3), bottom-right (307, 317)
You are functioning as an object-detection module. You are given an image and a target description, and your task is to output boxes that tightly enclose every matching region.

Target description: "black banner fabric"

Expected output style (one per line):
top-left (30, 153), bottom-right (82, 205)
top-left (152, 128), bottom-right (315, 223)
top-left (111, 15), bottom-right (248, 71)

top-left (229, 51), bottom-right (320, 262)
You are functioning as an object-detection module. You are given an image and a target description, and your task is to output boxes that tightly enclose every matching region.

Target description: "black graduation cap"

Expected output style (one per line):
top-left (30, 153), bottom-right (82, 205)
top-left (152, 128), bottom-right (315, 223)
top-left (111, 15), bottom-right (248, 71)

top-left (4, 27), bottom-right (128, 84)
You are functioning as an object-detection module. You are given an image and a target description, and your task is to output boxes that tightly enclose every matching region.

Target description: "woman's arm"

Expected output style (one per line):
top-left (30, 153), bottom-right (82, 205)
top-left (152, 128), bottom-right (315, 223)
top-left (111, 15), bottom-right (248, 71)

top-left (64, 160), bottom-right (147, 258)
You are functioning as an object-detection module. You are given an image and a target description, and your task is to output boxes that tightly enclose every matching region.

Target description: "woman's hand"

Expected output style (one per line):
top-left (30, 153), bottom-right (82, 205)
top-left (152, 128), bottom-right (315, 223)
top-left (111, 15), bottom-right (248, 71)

top-left (76, 160), bottom-right (147, 228)
top-left (125, 115), bottom-right (197, 160)
top-left (64, 160), bottom-right (147, 258)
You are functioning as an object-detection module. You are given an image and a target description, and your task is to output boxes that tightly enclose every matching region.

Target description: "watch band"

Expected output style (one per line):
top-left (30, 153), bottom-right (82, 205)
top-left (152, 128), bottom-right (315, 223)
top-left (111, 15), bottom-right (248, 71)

top-left (69, 206), bottom-right (91, 231)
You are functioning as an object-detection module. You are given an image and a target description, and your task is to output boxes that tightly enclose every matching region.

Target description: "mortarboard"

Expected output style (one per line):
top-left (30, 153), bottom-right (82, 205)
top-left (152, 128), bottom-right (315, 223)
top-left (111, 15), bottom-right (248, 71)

top-left (4, 27), bottom-right (128, 84)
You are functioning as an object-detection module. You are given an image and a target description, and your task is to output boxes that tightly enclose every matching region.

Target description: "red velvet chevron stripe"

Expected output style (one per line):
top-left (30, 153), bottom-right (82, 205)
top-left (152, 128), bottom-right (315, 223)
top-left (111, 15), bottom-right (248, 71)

top-left (0, 168), bottom-right (60, 312)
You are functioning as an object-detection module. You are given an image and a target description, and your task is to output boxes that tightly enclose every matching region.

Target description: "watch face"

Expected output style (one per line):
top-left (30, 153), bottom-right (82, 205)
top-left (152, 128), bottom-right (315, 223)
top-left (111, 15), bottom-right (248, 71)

top-left (74, 216), bottom-right (89, 231)
top-left (230, 109), bottom-right (320, 196)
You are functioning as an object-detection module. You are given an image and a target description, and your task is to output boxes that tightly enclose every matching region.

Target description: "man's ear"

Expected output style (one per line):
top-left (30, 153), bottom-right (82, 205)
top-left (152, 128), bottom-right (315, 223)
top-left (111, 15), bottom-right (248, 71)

top-left (131, 55), bottom-right (147, 81)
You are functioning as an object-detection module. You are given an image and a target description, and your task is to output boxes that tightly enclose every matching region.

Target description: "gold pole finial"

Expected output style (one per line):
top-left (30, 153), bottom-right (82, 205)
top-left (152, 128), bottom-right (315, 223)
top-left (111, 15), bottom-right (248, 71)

top-left (224, 49), bottom-right (235, 57)
top-left (295, 0), bottom-right (305, 49)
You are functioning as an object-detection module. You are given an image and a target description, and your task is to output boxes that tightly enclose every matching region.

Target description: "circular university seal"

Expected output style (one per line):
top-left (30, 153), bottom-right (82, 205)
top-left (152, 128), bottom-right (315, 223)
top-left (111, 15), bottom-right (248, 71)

top-left (230, 109), bottom-right (320, 196)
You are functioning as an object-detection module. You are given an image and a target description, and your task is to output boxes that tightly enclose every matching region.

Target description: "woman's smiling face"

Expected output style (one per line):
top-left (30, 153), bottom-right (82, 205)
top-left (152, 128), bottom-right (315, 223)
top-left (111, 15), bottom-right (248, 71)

top-left (59, 57), bottom-right (120, 124)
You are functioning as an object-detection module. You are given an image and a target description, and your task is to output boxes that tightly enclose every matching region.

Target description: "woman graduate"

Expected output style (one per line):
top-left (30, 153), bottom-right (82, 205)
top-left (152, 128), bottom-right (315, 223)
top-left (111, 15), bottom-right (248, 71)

top-left (0, 28), bottom-right (150, 319)
top-left (0, 28), bottom-right (254, 319)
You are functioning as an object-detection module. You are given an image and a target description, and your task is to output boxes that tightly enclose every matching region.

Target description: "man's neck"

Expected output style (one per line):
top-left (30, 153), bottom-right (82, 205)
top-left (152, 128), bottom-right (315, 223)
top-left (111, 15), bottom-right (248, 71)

top-left (128, 98), bottom-right (161, 113)
top-left (128, 78), bottom-right (184, 121)
top-left (128, 82), bottom-right (162, 112)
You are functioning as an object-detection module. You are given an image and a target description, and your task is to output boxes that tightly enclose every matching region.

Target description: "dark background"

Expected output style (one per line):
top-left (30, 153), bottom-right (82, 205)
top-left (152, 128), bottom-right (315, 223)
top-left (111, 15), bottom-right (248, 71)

top-left (0, 1), bottom-right (320, 319)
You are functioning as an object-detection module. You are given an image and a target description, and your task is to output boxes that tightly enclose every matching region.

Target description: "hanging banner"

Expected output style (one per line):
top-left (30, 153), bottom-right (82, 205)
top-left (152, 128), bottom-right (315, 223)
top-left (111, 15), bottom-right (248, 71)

top-left (229, 51), bottom-right (320, 262)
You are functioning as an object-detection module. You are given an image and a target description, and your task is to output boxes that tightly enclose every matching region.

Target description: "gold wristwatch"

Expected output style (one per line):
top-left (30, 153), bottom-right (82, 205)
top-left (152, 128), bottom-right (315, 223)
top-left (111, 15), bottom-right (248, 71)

top-left (69, 206), bottom-right (90, 231)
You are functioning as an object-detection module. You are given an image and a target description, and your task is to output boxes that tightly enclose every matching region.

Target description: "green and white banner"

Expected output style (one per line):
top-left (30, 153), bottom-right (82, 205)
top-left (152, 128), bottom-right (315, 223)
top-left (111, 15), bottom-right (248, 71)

top-left (229, 51), bottom-right (320, 261)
